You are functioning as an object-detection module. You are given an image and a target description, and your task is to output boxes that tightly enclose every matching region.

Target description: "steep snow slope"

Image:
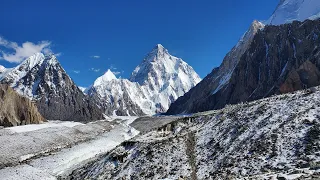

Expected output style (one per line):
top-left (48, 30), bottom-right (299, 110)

top-left (70, 87), bottom-right (320, 179)
top-left (88, 70), bottom-right (154, 116)
top-left (0, 65), bottom-right (6, 73)
top-left (130, 44), bottom-right (201, 111)
top-left (0, 65), bottom-right (12, 83)
top-left (88, 44), bottom-right (201, 116)
top-left (0, 53), bottom-right (103, 121)
top-left (266, 0), bottom-right (320, 25)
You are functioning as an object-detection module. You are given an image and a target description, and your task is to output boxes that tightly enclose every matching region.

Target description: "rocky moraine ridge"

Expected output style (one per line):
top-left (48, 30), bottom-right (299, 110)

top-left (70, 87), bottom-right (320, 179)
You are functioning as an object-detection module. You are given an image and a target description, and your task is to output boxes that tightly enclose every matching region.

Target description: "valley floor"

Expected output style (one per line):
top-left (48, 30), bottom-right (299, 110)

top-left (0, 116), bottom-right (139, 180)
top-left (2, 88), bottom-right (320, 180)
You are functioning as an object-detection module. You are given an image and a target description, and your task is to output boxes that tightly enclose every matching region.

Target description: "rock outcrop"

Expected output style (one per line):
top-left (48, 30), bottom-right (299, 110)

top-left (0, 84), bottom-right (45, 127)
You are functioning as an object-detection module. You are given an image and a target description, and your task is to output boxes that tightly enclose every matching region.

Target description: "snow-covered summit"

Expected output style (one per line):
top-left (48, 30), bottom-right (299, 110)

top-left (266, 0), bottom-right (320, 25)
top-left (0, 65), bottom-right (6, 73)
top-left (144, 44), bottom-right (169, 61)
top-left (88, 44), bottom-right (201, 116)
top-left (93, 69), bottom-right (117, 87)
top-left (129, 44), bottom-right (201, 112)
top-left (130, 44), bottom-right (201, 90)
top-left (0, 53), bottom-right (62, 98)
top-left (0, 53), bottom-right (103, 121)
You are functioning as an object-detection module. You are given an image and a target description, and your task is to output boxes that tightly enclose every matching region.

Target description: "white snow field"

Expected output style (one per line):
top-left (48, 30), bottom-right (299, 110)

top-left (266, 0), bottom-right (320, 25)
top-left (0, 117), bottom-right (139, 180)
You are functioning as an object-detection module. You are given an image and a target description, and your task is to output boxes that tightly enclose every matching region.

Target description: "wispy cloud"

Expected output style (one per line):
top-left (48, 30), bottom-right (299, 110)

top-left (90, 68), bottom-right (100, 72)
top-left (0, 36), bottom-right (55, 63)
top-left (110, 65), bottom-right (117, 70)
top-left (54, 52), bottom-right (62, 57)
top-left (109, 65), bottom-right (123, 76)
top-left (91, 55), bottom-right (100, 59)
top-left (112, 71), bottom-right (121, 75)
top-left (73, 70), bottom-right (80, 74)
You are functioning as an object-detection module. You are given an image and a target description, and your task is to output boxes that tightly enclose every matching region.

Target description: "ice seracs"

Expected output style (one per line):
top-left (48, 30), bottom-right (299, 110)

top-left (266, 0), bottom-right (320, 25)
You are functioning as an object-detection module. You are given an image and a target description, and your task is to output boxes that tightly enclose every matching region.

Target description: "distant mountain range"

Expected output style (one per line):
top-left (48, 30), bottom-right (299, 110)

top-left (86, 44), bottom-right (201, 116)
top-left (1, 0), bottom-right (320, 122)
top-left (0, 44), bottom-right (200, 121)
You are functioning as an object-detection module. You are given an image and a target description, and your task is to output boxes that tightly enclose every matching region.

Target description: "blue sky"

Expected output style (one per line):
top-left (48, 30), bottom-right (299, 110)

top-left (0, 0), bottom-right (278, 87)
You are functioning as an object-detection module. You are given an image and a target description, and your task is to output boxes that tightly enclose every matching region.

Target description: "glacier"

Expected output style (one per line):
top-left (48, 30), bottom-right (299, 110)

top-left (266, 0), bottom-right (320, 25)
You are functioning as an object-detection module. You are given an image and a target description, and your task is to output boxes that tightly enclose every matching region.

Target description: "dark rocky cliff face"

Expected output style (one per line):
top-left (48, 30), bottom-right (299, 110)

top-left (167, 19), bottom-right (320, 115)
top-left (0, 84), bottom-right (45, 127)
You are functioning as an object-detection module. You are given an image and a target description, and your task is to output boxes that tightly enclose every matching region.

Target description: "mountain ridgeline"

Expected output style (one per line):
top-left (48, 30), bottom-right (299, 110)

top-left (0, 53), bottom-right (104, 122)
top-left (0, 44), bottom-right (200, 122)
top-left (87, 44), bottom-right (201, 116)
top-left (167, 18), bottom-right (320, 115)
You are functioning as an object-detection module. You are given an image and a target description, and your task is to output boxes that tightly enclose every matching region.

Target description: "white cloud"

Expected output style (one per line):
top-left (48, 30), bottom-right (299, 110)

top-left (54, 52), bottom-right (62, 57)
top-left (112, 71), bottom-right (121, 75)
top-left (90, 68), bottom-right (100, 72)
top-left (91, 55), bottom-right (100, 59)
top-left (108, 65), bottom-right (123, 75)
top-left (73, 70), bottom-right (80, 74)
top-left (110, 65), bottom-right (117, 70)
top-left (0, 36), bottom-right (55, 63)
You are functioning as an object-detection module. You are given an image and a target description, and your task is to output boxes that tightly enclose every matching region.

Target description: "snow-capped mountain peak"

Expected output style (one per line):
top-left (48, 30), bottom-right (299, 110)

top-left (0, 53), bottom-right (103, 121)
top-left (88, 44), bottom-right (201, 116)
top-left (143, 44), bottom-right (169, 62)
top-left (20, 53), bottom-right (45, 71)
top-left (93, 69), bottom-right (117, 87)
top-left (0, 65), bottom-right (6, 73)
top-left (266, 0), bottom-right (320, 25)
top-left (237, 20), bottom-right (265, 48)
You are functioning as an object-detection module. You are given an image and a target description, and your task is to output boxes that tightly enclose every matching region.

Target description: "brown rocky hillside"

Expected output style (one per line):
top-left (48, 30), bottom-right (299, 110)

top-left (0, 84), bottom-right (45, 127)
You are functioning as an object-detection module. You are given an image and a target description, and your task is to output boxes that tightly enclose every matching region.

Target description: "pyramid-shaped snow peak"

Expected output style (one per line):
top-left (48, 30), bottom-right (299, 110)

top-left (94, 69), bottom-right (117, 87)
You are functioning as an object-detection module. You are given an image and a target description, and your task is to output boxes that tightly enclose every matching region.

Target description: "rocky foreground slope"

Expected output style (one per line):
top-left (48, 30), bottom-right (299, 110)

top-left (0, 84), bottom-right (45, 127)
top-left (70, 87), bottom-right (320, 179)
